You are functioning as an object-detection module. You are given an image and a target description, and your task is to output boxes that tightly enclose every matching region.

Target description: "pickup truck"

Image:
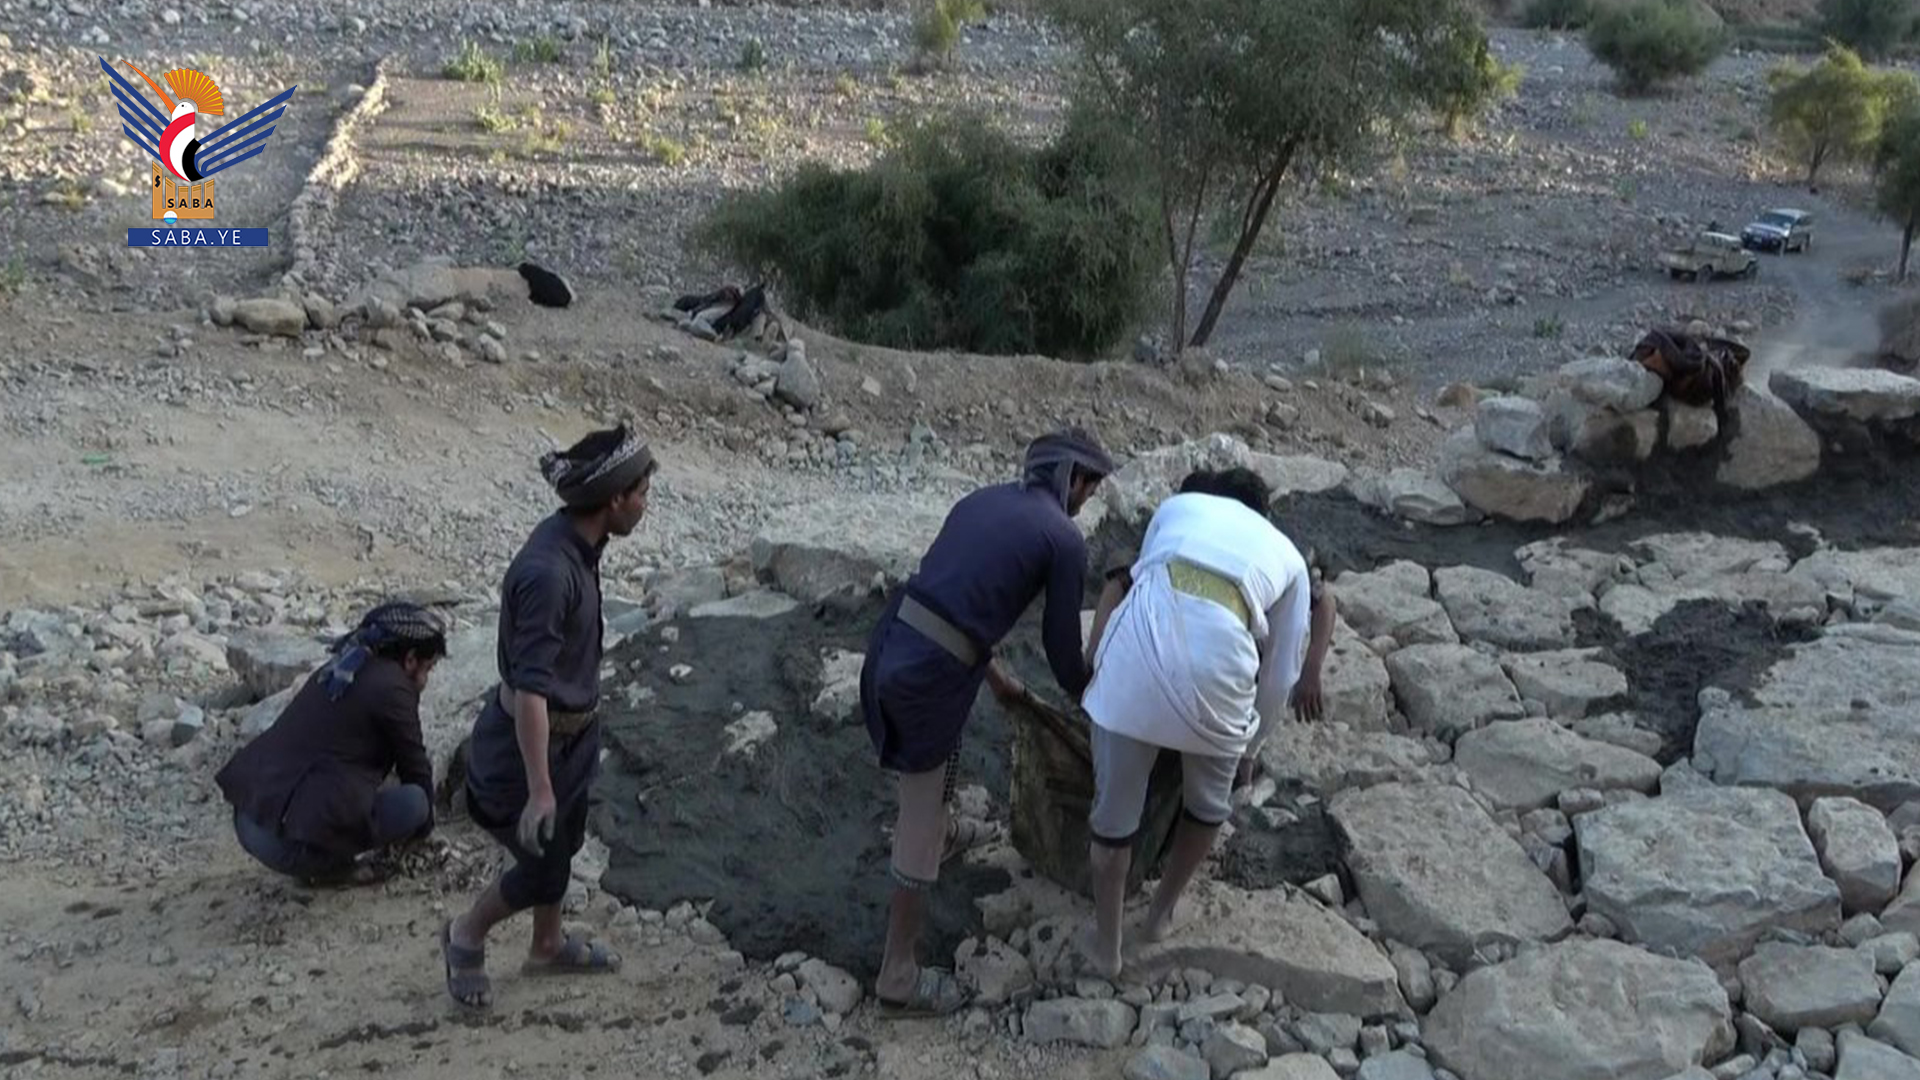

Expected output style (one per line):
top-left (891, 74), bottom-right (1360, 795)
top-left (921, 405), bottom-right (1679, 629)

top-left (1661, 231), bottom-right (1759, 282)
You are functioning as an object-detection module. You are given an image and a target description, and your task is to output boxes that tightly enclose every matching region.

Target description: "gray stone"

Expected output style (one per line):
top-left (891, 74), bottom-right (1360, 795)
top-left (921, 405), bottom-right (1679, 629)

top-left (1872, 965), bottom-right (1920, 1059)
top-left (1433, 565), bottom-right (1585, 651)
top-left (1322, 617), bottom-right (1394, 731)
top-left (1203, 1023), bottom-right (1270, 1079)
top-left (1516, 537), bottom-right (1631, 599)
top-left (689, 590), bottom-right (800, 619)
top-left (1666, 400), bottom-right (1721, 450)
top-left (239, 684), bottom-right (297, 739)
top-left (1809, 798), bottom-right (1903, 915)
top-left (773, 341), bottom-right (822, 411)
top-left (1125, 883), bottom-right (1404, 1016)
top-left (1424, 940), bottom-right (1734, 1080)
top-left (417, 626), bottom-right (500, 801)
top-left (1024, 998), bottom-right (1136, 1049)
top-left (1801, 1027), bottom-right (1838, 1074)
top-left (1291, 1012), bottom-right (1362, 1055)
top-left (356, 256), bottom-right (497, 312)
top-left (1551, 398), bottom-right (1661, 464)
top-left (1255, 724), bottom-right (1432, 797)
top-left (1793, 549), bottom-right (1920, 614)
top-left (1242, 1057), bottom-right (1341, 1080)
top-left (1570, 713), bottom-right (1668, 758)
top-left (1717, 385), bottom-right (1821, 491)
top-left (797, 959), bottom-right (862, 1016)
top-left (1772, 367), bottom-right (1920, 425)
top-left (232, 297), bottom-right (307, 337)
top-left (224, 627), bottom-right (328, 702)
top-left (1576, 787), bottom-right (1842, 964)
top-left (1863, 933), bottom-right (1920, 975)
top-left (1499, 651), bottom-right (1630, 719)
top-left (1390, 945), bottom-right (1436, 1013)
top-left (1332, 562), bottom-right (1458, 647)
top-left (1438, 429), bottom-right (1590, 525)
top-left (1452, 719), bottom-right (1661, 812)
top-left (1356, 1053), bottom-right (1436, 1080)
top-left (1837, 1030), bottom-right (1920, 1080)
top-left (749, 496), bottom-right (948, 602)
top-left (1692, 625), bottom-right (1920, 813)
top-left (1629, 532), bottom-right (1795, 583)
top-left (1556, 356), bottom-right (1665, 413)
top-left (1348, 468), bottom-right (1483, 527)
top-left (1738, 943), bottom-right (1883, 1034)
top-left (1384, 644), bottom-right (1524, 742)
top-left (169, 704), bottom-right (205, 748)
top-left (1098, 434), bottom-right (1346, 529)
top-left (1331, 782), bottom-right (1572, 967)
top-left (1476, 396), bottom-right (1554, 461)
top-left (1127, 1046), bottom-right (1211, 1080)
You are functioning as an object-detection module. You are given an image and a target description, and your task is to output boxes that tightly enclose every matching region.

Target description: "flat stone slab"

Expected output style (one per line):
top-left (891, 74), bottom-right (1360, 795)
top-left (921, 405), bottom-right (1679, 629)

top-left (1255, 722), bottom-right (1432, 797)
top-left (1384, 644), bottom-right (1524, 742)
top-left (1452, 718), bottom-right (1661, 812)
top-left (1575, 786), bottom-right (1841, 965)
top-left (1424, 939), bottom-right (1733, 1080)
top-left (1515, 537), bottom-right (1630, 599)
top-left (224, 627), bottom-right (329, 702)
top-left (1438, 429), bottom-right (1590, 525)
top-left (1434, 566), bottom-right (1585, 651)
top-left (1738, 942), bottom-right (1883, 1035)
top-left (750, 495), bottom-right (948, 603)
top-left (1500, 649), bottom-right (1628, 719)
top-left (1773, 366), bottom-right (1920, 424)
top-left (1331, 782), bottom-right (1572, 967)
top-left (1321, 616), bottom-right (1393, 731)
top-left (1838, 1030), bottom-right (1920, 1080)
top-left (1629, 532), bottom-right (1793, 582)
top-left (1332, 561), bottom-right (1457, 647)
top-left (1347, 467), bottom-right (1483, 527)
top-left (1098, 433), bottom-right (1346, 527)
top-left (1871, 965), bottom-right (1920, 1060)
top-left (1795, 548), bottom-right (1920, 612)
top-left (689, 590), bottom-right (801, 620)
top-left (1692, 624), bottom-right (1920, 813)
top-left (1125, 881), bottom-right (1405, 1017)
top-left (1717, 385), bottom-right (1820, 491)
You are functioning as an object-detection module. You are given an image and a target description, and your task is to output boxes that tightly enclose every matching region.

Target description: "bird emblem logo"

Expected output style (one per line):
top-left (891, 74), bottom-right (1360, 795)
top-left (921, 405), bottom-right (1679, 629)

top-left (99, 57), bottom-right (295, 227)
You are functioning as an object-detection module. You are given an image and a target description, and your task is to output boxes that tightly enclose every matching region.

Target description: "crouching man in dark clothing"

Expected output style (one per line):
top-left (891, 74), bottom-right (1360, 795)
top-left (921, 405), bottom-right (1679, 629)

top-left (860, 426), bottom-right (1113, 1017)
top-left (441, 424), bottom-right (657, 1010)
top-left (215, 601), bottom-right (447, 887)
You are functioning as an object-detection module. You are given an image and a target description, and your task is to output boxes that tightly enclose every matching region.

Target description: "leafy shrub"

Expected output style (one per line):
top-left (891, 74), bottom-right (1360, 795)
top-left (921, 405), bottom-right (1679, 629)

top-left (443, 40), bottom-right (502, 84)
top-left (1587, 0), bottom-right (1727, 93)
top-left (914, 0), bottom-right (988, 64)
top-left (513, 36), bottom-right (564, 64)
top-left (696, 108), bottom-right (1160, 359)
top-left (739, 38), bottom-right (768, 72)
top-left (1523, 0), bottom-right (1595, 28)
top-left (1815, 0), bottom-right (1918, 60)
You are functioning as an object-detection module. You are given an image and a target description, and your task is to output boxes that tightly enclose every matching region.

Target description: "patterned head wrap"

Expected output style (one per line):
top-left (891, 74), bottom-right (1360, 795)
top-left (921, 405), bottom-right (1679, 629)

top-left (1021, 426), bottom-right (1114, 511)
top-left (322, 601), bottom-right (449, 701)
top-left (540, 424), bottom-right (658, 509)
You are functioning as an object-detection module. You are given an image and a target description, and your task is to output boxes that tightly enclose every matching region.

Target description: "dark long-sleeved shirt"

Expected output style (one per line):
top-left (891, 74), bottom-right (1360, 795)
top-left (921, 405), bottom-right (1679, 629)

top-left (496, 511), bottom-right (605, 715)
top-left (905, 482), bottom-right (1092, 697)
top-left (215, 657), bottom-right (432, 855)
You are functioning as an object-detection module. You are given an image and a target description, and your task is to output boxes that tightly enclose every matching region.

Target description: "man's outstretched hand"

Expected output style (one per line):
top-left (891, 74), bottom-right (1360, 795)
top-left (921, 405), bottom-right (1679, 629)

top-left (985, 660), bottom-right (1030, 707)
top-left (1290, 668), bottom-right (1325, 722)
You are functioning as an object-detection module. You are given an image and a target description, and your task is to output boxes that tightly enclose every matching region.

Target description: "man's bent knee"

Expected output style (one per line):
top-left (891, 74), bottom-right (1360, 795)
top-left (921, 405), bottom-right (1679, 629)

top-left (371, 784), bottom-right (431, 845)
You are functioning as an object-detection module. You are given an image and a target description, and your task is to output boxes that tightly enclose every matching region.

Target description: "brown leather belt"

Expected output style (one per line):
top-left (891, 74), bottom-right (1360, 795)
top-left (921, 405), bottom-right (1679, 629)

top-left (497, 685), bottom-right (597, 737)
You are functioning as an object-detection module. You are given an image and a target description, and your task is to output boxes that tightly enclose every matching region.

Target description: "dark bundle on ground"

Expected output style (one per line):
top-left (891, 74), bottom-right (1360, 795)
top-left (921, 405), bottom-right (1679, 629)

top-left (519, 261), bottom-right (574, 308)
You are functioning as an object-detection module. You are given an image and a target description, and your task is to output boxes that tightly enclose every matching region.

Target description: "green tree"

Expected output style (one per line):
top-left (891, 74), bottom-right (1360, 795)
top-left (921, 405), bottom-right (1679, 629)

top-left (1043, 0), bottom-right (1488, 349)
top-left (1433, 36), bottom-right (1524, 138)
top-left (1875, 70), bottom-right (1920, 171)
top-left (1587, 0), bottom-right (1727, 93)
top-left (1877, 101), bottom-right (1920, 279)
top-left (1768, 44), bottom-right (1893, 189)
top-left (1816, 0), bottom-right (1917, 60)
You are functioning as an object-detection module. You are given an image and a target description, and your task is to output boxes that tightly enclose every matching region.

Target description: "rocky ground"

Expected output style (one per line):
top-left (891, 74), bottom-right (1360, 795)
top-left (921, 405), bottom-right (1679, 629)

top-left (6, 2), bottom-right (1920, 1079)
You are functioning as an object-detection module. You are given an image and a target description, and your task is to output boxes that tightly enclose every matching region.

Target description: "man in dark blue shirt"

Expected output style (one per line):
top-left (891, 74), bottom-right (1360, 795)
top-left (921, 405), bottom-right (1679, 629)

top-left (860, 427), bottom-right (1113, 1017)
top-left (441, 424), bottom-right (657, 1010)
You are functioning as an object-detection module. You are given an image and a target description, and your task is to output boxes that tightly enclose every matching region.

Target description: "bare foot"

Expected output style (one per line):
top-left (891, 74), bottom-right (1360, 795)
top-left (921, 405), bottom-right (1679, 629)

top-left (1073, 923), bottom-right (1123, 982)
top-left (1140, 900), bottom-right (1185, 944)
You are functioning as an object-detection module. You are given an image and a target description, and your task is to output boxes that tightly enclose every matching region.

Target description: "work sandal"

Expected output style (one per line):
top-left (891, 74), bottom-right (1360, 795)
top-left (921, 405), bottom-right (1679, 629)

top-left (441, 920), bottom-right (491, 1010)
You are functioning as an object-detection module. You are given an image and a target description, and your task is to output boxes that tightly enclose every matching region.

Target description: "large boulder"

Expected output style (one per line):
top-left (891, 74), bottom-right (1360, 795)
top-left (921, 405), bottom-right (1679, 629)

top-left (1575, 786), bottom-right (1842, 964)
top-left (232, 297), bottom-right (308, 338)
top-left (1346, 468), bottom-right (1483, 527)
top-left (1423, 939), bottom-right (1733, 1080)
top-left (354, 255), bottom-right (504, 313)
top-left (1255, 723), bottom-right (1432, 797)
top-left (1125, 882), bottom-right (1405, 1016)
top-left (418, 625), bottom-right (501, 803)
top-left (1097, 434), bottom-right (1346, 527)
top-left (1717, 385), bottom-right (1821, 490)
top-left (1433, 566), bottom-right (1586, 651)
top-left (1692, 625), bottom-right (1920, 813)
top-left (1475, 396), bottom-right (1553, 461)
top-left (1331, 562), bottom-right (1457, 647)
top-left (1331, 782), bottom-right (1572, 966)
top-left (1024, 998), bottom-right (1136, 1048)
top-left (1383, 644), bottom-right (1524, 742)
top-left (749, 496), bottom-right (949, 603)
top-left (1837, 1029), bottom-right (1920, 1080)
top-left (1772, 366), bottom-right (1920, 426)
top-left (1551, 355), bottom-right (1666, 413)
top-left (1872, 965), bottom-right (1920, 1059)
top-left (1438, 430), bottom-right (1590, 525)
top-left (224, 627), bottom-right (329, 703)
top-left (1548, 396), bottom-right (1660, 465)
top-left (1452, 719), bottom-right (1660, 812)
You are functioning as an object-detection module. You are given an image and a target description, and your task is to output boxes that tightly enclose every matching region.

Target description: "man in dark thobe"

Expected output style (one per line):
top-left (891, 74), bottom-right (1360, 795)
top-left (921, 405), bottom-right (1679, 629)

top-left (859, 427), bottom-right (1113, 1017)
top-left (440, 424), bottom-right (657, 1009)
top-left (216, 601), bottom-right (447, 886)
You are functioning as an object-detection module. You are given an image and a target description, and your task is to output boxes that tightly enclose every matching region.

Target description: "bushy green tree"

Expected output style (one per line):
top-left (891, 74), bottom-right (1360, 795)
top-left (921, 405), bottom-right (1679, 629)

top-left (1043, 0), bottom-right (1490, 349)
top-left (1587, 0), bottom-right (1727, 93)
top-left (1816, 0), bottom-right (1917, 60)
top-left (1433, 36), bottom-right (1525, 138)
top-left (1769, 44), bottom-right (1895, 188)
top-left (696, 108), bottom-right (1160, 358)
